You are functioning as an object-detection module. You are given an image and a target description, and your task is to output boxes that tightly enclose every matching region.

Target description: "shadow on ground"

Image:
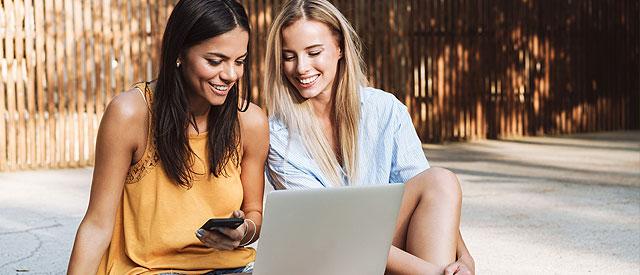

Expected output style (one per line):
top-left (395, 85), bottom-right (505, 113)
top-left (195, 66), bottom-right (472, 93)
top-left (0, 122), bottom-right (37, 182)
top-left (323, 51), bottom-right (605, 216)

top-left (424, 131), bottom-right (640, 274)
top-left (0, 131), bottom-right (638, 274)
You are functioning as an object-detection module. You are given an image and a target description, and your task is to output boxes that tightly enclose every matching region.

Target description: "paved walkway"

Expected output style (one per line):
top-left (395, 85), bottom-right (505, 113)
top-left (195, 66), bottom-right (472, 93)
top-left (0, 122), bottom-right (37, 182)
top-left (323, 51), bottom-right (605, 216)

top-left (0, 131), bottom-right (638, 274)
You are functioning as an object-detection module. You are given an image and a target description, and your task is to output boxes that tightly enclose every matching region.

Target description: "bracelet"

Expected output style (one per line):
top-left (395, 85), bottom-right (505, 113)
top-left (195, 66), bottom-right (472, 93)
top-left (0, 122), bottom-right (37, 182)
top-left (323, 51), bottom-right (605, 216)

top-left (239, 219), bottom-right (256, 247)
top-left (240, 220), bottom-right (249, 240)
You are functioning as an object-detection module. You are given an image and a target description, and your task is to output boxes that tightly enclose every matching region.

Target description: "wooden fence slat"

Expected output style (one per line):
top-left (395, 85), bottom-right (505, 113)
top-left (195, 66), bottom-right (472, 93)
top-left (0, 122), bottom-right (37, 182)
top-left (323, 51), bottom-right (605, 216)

top-left (5, 0), bottom-right (17, 171)
top-left (243, 0), bottom-right (253, 103)
top-left (141, 0), bottom-right (150, 80)
top-left (82, 0), bottom-right (93, 166)
top-left (72, 0), bottom-right (83, 166)
top-left (256, 0), bottom-right (266, 103)
top-left (89, 0), bottom-right (102, 165)
top-left (99, 0), bottom-right (110, 118)
top-left (412, 0), bottom-right (422, 136)
top-left (112, 0), bottom-right (122, 101)
top-left (0, 0), bottom-right (638, 170)
top-left (15, 0), bottom-right (27, 169)
top-left (24, 0), bottom-right (37, 168)
top-left (131, 0), bottom-right (140, 83)
top-left (0, 1), bottom-right (6, 171)
top-left (63, 0), bottom-right (74, 166)
top-left (149, 0), bottom-right (159, 78)
top-left (34, 0), bottom-right (46, 167)
top-left (122, 0), bottom-right (132, 90)
top-left (44, 0), bottom-right (55, 168)
top-left (427, 0), bottom-right (435, 141)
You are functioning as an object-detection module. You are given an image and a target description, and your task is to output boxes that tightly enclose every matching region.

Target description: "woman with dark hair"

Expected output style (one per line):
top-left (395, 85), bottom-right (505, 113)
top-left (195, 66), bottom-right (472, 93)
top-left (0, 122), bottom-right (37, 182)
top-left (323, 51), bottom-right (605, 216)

top-left (67, 0), bottom-right (268, 274)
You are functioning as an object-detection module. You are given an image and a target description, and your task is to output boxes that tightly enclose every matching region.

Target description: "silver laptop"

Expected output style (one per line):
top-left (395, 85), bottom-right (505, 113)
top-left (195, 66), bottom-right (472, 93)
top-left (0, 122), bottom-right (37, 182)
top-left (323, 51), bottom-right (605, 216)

top-left (252, 184), bottom-right (405, 275)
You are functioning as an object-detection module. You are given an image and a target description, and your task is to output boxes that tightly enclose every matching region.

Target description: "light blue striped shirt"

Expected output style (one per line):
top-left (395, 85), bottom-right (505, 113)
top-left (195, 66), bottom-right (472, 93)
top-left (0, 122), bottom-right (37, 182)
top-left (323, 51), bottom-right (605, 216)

top-left (267, 87), bottom-right (429, 190)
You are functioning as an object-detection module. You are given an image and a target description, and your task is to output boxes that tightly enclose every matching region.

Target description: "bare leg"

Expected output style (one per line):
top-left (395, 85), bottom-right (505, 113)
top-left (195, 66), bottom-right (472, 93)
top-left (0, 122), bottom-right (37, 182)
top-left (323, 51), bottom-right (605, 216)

top-left (385, 167), bottom-right (462, 275)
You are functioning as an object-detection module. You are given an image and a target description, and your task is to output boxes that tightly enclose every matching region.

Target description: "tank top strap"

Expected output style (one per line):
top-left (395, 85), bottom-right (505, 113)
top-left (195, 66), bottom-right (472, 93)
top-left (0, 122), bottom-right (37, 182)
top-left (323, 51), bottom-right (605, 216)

top-left (133, 82), bottom-right (153, 112)
top-left (133, 81), bottom-right (153, 148)
top-left (126, 82), bottom-right (160, 184)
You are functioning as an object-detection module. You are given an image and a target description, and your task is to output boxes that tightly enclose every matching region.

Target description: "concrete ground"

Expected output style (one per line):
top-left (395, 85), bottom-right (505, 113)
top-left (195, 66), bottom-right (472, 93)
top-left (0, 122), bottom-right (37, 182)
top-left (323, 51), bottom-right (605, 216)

top-left (0, 131), bottom-right (638, 274)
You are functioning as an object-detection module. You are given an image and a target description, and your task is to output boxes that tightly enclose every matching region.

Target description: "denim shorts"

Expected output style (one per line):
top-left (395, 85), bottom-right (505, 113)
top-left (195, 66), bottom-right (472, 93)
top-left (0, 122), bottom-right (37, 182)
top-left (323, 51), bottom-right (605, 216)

top-left (204, 263), bottom-right (253, 274)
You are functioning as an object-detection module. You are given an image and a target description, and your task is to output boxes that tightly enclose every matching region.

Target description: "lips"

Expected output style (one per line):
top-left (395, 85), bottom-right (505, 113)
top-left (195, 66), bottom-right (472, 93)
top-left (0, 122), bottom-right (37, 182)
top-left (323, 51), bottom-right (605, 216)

top-left (209, 82), bottom-right (230, 96)
top-left (296, 74), bottom-right (319, 88)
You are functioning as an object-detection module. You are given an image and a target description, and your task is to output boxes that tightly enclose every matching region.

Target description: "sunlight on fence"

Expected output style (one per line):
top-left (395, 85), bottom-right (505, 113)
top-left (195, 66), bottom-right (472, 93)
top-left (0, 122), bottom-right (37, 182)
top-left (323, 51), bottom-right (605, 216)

top-left (0, 0), bottom-right (638, 171)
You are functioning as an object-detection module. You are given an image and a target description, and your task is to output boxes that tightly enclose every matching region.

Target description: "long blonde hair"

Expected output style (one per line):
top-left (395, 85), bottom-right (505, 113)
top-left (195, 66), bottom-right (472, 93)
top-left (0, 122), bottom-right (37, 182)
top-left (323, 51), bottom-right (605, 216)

top-left (264, 0), bottom-right (368, 186)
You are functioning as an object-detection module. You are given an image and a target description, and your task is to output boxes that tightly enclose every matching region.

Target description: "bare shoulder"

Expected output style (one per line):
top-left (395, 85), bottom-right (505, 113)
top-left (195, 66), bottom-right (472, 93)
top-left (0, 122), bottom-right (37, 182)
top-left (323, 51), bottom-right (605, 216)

top-left (238, 103), bottom-right (269, 155)
top-left (238, 102), bottom-right (268, 134)
top-left (99, 88), bottom-right (149, 152)
top-left (104, 88), bottom-right (149, 122)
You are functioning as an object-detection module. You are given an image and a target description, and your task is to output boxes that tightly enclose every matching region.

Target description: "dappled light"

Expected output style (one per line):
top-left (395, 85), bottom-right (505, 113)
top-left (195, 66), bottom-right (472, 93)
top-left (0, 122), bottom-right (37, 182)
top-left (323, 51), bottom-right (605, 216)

top-left (333, 0), bottom-right (639, 142)
top-left (0, 0), bottom-right (638, 170)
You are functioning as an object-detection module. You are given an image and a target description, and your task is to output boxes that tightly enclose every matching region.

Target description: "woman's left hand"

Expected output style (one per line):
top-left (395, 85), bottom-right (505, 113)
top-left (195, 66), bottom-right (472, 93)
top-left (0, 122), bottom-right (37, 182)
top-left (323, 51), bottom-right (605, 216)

top-left (196, 210), bottom-right (247, 250)
top-left (444, 254), bottom-right (475, 275)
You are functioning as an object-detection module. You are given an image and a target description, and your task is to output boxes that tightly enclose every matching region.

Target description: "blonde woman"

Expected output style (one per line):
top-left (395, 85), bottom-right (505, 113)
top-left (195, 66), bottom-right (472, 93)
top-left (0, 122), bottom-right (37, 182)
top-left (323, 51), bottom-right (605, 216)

top-left (264, 0), bottom-right (474, 274)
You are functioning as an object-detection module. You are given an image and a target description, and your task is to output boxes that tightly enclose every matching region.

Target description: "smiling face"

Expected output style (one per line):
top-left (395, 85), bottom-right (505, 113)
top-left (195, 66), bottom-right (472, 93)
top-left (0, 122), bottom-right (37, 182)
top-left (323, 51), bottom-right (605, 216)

top-left (281, 19), bottom-right (342, 103)
top-left (181, 26), bottom-right (248, 107)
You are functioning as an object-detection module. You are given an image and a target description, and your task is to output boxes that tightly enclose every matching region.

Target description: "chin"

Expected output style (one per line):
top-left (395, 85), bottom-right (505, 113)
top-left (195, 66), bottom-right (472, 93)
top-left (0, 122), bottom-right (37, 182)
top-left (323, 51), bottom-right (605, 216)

top-left (207, 96), bottom-right (228, 106)
top-left (297, 89), bottom-right (322, 99)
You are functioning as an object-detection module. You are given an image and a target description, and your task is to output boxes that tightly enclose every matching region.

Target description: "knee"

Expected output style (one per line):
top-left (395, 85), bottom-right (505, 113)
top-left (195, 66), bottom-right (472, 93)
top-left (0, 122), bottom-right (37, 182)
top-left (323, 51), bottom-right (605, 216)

top-left (409, 167), bottom-right (462, 203)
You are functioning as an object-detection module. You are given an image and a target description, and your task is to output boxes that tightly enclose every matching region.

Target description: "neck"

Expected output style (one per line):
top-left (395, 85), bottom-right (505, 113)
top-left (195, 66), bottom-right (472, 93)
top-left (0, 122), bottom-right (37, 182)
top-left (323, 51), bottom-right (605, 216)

top-left (191, 103), bottom-right (210, 118)
top-left (188, 94), bottom-right (211, 117)
top-left (309, 90), bottom-right (334, 120)
top-left (188, 97), bottom-right (211, 132)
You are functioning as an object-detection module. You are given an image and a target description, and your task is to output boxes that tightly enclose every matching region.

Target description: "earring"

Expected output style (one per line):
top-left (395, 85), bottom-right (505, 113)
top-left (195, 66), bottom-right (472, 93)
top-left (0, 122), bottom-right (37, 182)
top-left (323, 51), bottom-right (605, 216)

top-left (176, 60), bottom-right (181, 68)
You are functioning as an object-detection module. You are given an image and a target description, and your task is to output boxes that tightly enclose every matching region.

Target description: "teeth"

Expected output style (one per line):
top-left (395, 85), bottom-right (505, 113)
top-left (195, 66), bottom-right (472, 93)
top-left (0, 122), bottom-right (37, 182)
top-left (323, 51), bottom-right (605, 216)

top-left (211, 83), bottom-right (229, 91)
top-left (298, 75), bottom-right (318, 84)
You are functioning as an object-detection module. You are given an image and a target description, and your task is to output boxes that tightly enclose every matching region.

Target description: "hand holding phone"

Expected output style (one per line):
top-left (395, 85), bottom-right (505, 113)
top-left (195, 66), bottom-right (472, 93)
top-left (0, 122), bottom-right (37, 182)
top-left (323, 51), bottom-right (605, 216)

top-left (200, 217), bottom-right (245, 231)
top-left (196, 210), bottom-right (246, 250)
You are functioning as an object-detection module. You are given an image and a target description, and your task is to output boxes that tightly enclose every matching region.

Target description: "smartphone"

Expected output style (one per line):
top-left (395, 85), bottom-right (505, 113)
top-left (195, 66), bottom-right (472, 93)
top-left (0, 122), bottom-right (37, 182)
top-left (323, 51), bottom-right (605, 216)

top-left (201, 217), bottom-right (244, 231)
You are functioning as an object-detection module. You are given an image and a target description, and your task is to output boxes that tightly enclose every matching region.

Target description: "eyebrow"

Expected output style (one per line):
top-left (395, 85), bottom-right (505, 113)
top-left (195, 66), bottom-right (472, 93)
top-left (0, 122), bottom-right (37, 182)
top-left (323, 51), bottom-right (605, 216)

top-left (282, 44), bottom-right (324, 52)
top-left (205, 52), bottom-right (248, 59)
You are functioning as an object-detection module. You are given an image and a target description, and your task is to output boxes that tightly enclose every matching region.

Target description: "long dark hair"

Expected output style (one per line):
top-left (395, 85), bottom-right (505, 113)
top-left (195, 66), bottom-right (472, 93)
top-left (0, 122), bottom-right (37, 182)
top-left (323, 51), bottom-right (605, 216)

top-left (154, 0), bottom-right (251, 187)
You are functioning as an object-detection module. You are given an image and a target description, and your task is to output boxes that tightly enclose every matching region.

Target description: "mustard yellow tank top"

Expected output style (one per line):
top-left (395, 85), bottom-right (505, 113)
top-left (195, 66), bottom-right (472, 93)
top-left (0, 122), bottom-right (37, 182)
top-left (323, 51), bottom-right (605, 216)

top-left (97, 83), bottom-right (255, 275)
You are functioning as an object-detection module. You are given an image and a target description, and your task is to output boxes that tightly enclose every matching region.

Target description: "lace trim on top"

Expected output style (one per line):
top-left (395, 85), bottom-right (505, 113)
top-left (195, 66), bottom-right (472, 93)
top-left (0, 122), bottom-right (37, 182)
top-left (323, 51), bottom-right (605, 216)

top-left (125, 82), bottom-right (159, 184)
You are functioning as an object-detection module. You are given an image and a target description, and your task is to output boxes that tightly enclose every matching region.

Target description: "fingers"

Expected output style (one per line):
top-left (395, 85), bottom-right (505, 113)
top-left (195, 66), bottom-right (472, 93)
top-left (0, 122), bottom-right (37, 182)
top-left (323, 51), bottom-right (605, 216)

top-left (196, 210), bottom-right (246, 250)
top-left (454, 265), bottom-right (472, 275)
top-left (444, 261), bottom-right (473, 275)
top-left (195, 229), bottom-right (241, 250)
top-left (444, 263), bottom-right (459, 275)
top-left (217, 226), bottom-right (245, 241)
top-left (233, 210), bottom-right (245, 219)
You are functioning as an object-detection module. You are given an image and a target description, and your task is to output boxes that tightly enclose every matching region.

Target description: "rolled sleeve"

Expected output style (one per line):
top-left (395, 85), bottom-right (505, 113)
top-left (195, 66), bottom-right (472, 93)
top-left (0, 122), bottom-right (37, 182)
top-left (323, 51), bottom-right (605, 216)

top-left (389, 102), bottom-right (429, 183)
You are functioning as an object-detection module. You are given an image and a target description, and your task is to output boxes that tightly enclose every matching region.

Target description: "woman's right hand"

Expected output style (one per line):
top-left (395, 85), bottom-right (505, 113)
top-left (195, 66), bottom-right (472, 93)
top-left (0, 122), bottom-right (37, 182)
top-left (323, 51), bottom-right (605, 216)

top-left (195, 210), bottom-right (247, 250)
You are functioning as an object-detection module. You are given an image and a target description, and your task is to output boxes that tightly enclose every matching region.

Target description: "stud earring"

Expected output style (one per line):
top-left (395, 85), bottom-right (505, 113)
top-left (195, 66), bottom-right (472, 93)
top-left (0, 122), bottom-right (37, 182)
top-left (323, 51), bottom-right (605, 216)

top-left (176, 60), bottom-right (181, 68)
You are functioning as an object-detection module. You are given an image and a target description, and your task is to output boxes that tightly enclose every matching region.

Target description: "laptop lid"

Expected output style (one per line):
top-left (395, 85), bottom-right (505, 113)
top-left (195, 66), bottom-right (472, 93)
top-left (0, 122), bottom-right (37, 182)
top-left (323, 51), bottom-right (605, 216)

top-left (253, 184), bottom-right (405, 275)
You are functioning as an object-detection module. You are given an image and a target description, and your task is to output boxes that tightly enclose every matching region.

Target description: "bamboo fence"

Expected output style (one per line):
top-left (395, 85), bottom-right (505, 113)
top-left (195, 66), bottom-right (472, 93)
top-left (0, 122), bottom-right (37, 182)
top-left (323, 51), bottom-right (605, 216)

top-left (0, 0), bottom-right (638, 171)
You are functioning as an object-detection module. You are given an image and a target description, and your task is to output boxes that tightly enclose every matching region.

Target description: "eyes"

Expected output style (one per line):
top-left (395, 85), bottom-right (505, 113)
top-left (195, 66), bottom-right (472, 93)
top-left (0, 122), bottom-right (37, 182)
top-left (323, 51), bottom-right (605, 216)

top-left (206, 58), bottom-right (245, 66)
top-left (282, 50), bottom-right (321, 61)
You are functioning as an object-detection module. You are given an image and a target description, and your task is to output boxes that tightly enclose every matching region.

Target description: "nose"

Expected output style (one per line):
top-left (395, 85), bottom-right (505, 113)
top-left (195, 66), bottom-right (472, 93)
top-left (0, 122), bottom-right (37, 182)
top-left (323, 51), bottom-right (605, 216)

top-left (220, 63), bottom-right (238, 83)
top-left (296, 56), bottom-right (310, 75)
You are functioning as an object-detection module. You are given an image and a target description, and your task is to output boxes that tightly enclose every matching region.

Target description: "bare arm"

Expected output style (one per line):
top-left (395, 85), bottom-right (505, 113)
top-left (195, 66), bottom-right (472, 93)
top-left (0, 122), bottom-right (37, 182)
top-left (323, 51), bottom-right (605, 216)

top-left (386, 246), bottom-right (442, 275)
top-left (67, 90), bottom-right (148, 274)
top-left (237, 103), bottom-right (269, 245)
top-left (193, 103), bottom-right (269, 250)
